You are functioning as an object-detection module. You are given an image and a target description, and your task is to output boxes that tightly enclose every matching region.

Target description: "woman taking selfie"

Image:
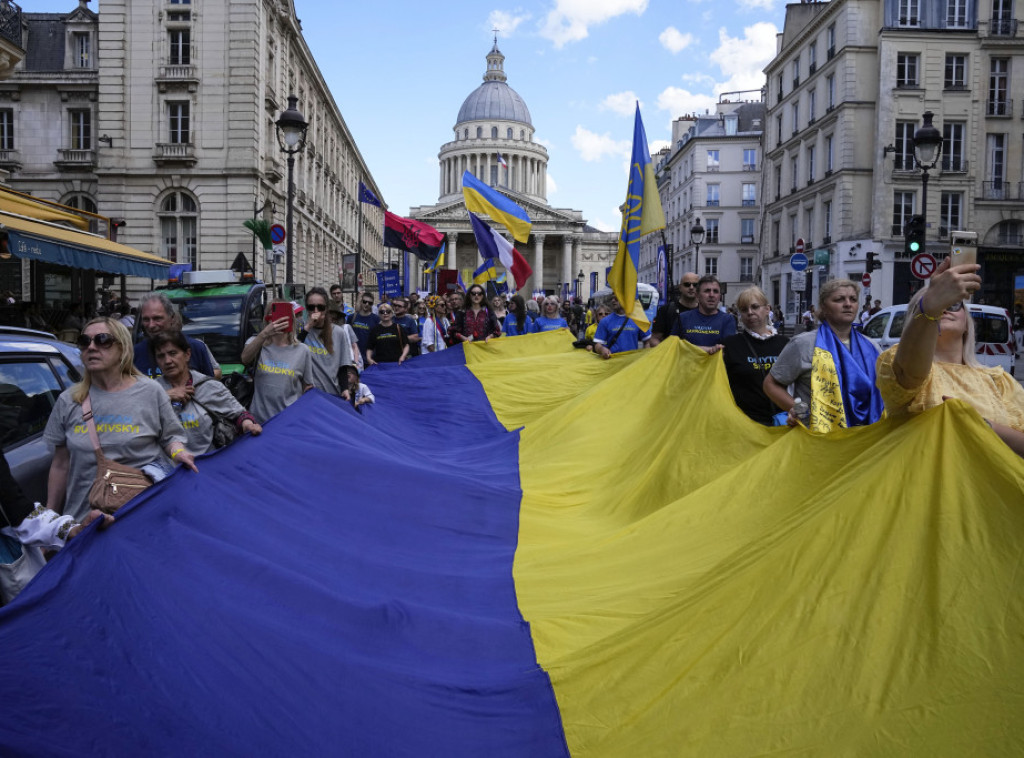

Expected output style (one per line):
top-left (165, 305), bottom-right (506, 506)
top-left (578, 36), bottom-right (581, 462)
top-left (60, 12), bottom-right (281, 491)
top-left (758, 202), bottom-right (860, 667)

top-left (875, 257), bottom-right (1024, 457)
top-left (241, 301), bottom-right (314, 423)
top-left (43, 319), bottom-right (196, 522)
top-left (152, 331), bottom-right (262, 455)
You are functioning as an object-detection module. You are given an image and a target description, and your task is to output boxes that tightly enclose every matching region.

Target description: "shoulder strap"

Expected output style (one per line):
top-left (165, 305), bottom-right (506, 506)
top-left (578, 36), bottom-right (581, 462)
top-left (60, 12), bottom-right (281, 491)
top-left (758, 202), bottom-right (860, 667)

top-left (80, 394), bottom-right (104, 454)
top-left (605, 316), bottom-right (630, 350)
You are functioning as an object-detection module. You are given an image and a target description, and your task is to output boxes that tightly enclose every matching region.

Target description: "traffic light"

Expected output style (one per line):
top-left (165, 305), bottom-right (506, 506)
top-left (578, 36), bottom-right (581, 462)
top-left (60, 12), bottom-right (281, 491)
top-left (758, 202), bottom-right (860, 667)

top-left (904, 214), bottom-right (925, 257)
top-left (866, 252), bottom-right (881, 272)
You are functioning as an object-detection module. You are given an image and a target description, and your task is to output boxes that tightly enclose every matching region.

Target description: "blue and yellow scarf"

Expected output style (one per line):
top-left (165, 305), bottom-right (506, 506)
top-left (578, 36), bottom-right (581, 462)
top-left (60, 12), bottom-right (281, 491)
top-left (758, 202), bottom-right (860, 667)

top-left (809, 324), bottom-right (884, 432)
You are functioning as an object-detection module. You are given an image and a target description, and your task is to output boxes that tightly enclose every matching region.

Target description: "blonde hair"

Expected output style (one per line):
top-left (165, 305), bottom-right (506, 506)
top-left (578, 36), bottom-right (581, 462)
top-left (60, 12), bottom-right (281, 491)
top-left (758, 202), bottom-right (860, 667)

top-left (904, 288), bottom-right (981, 368)
top-left (734, 286), bottom-right (769, 311)
top-left (816, 279), bottom-right (860, 321)
top-left (71, 318), bottom-right (142, 403)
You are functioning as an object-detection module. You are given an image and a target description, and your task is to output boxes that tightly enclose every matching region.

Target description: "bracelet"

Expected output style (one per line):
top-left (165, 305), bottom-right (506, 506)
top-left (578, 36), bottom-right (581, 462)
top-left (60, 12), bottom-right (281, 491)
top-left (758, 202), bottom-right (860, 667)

top-left (170, 448), bottom-right (183, 460)
top-left (914, 296), bottom-right (941, 332)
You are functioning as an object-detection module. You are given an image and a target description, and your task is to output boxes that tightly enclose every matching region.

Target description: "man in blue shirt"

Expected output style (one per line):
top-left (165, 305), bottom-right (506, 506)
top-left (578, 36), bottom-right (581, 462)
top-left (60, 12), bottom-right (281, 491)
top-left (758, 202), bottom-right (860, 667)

top-left (391, 296), bottom-right (422, 357)
top-left (347, 293), bottom-right (380, 365)
top-left (133, 292), bottom-right (220, 378)
top-left (594, 294), bottom-right (651, 359)
top-left (672, 275), bottom-right (736, 354)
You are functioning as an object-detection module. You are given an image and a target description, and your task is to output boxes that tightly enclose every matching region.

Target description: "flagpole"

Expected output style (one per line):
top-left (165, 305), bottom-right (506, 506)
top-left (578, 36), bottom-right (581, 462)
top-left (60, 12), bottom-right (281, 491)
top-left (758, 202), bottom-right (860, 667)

top-left (356, 194), bottom-right (363, 309)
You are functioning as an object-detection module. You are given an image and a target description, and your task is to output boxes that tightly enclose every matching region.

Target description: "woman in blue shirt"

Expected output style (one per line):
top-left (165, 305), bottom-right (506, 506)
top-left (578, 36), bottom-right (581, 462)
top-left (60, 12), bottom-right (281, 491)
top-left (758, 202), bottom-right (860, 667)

top-left (530, 296), bottom-right (570, 332)
top-left (503, 295), bottom-right (534, 337)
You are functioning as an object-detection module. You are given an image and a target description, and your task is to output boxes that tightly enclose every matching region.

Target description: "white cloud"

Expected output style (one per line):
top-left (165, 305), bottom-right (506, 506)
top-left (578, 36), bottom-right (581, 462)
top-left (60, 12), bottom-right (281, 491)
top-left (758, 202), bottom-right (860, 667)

top-left (546, 172), bottom-right (558, 195)
top-left (590, 214), bottom-right (619, 233)
top-left (570, 125), bottom-right (631, 162)
top-left (488, 9), bottom-right (532, 36)
top-left (539, 0), bottom-right (649, 48)
top-left (535, 136), bottom-right (554, 150)
top-left (600, 91), bottom-right (641, 116)
top-left (708, 22), bottom-right (778, 92)
top-left (739, 0), bottom-right (774, 10)
top-left (659, 26), bottom-right (694, 54)
top-left (649, 139), bottom-right (670, 155)
top-left (656, 86), bottom-right (716, 118)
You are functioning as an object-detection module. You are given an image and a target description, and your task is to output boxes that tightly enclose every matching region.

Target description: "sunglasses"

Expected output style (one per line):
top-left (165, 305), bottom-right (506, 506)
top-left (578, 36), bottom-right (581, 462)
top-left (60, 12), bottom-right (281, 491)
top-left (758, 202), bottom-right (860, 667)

top-left (77, 332), bottom-right (116, 349)
top-left (470, 292), bottom-right (484, 297)
top-left (378, 309), bottom-right (394, 315)
top-left (681, 282), bottom-right (698, 288)
top-left (945, 301), bottom-right (964, 313)
top-left (307, 303), bottom-right (327, 312)
top-left (361, 300), bottom-right (373, 305)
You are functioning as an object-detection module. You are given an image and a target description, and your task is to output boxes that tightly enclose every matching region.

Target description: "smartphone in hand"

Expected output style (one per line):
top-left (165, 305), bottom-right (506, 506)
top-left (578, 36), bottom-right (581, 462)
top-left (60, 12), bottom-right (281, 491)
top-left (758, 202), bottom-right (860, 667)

top-left (268, 302), bottom-right (294, 331)
top-left (950, 231), bottom-right (978, 267)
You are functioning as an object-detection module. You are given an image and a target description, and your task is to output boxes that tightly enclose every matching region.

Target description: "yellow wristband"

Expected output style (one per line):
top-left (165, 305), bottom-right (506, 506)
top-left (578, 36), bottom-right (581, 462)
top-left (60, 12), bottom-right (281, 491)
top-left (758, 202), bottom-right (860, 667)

top-left (170, 448), bottom-right (183, 460)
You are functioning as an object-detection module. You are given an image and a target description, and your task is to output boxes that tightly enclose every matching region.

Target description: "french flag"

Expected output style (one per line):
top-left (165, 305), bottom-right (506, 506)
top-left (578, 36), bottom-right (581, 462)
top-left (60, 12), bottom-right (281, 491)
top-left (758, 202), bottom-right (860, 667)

top-left (468, 211), bottom-right (532, 290)
top-left (497, 152), bottom-right (508, 169)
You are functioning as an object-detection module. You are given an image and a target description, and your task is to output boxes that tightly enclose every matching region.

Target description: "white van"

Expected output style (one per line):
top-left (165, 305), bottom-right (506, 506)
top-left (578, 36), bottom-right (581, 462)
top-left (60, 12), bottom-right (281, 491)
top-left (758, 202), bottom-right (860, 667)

top-left (861, 303), bottom-right (1017, 375)
top-left (592, 283), bottom-right (660, 325)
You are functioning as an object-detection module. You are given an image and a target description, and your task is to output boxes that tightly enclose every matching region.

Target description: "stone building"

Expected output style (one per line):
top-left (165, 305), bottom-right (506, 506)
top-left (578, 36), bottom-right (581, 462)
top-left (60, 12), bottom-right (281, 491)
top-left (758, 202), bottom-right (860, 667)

top-left (0, 0), bottom-right (384, 306)
top-left (410, 41), bottom-right (616, 300)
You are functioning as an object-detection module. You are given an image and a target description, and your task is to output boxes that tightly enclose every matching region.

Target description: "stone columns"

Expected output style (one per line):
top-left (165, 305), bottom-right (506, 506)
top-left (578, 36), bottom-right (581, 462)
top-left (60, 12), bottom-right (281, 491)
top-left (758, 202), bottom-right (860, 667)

top-left (572, 236), bottom-right (582, 298)
top-left (532, 234), bottom-right (545, 295)
top-left (562, 237), bottom-right (573, 298)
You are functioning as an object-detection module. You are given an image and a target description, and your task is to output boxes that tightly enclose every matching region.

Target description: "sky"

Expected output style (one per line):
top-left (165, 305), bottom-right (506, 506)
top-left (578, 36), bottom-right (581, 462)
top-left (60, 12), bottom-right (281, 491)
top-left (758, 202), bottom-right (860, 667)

top-left (39, 0), bottom-right (788, 233)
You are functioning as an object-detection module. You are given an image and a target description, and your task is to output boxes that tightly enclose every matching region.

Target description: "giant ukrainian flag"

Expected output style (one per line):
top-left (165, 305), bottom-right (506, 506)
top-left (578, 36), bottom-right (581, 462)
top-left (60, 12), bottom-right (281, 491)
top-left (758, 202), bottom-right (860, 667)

top-left (1, 335), bottom-right (1023, 755)
top-left (609, 104), bottom-right (665, 331)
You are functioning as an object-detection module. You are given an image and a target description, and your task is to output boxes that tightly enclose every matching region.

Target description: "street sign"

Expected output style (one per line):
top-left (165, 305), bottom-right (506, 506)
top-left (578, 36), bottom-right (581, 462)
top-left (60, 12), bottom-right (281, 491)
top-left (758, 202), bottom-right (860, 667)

top-left (813, 248), bottom-right (830, 266)
top-left (270, 243), bottom-right (285, 263)
top-left (795, 238), bottom-right (805, 255)
top-left (790, 252), bottom-right (809, 271)
top-left (861, 273), bottom-right (871, 287)
top-left (270, 224), bottom-right (286, 244)
top-left (911, 252), bottom-right (938, 280)
top-left (791, 271), bottom-right (807, 290)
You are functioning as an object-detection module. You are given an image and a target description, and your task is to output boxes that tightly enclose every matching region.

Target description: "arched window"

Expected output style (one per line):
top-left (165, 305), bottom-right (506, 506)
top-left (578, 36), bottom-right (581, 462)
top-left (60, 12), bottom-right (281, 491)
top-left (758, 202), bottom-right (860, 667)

top-left (63, 194), bottom-right (99, 233)
top-left (507, 127), bottom-right (513, 139)
top-left (464, 129), bottom-right (469, 139)
top-left (520, 130), bottom-right (525, 140)
top-left (476, 126), bottom-right (482, 138)
top-left (158, 191), bottom-right (198, 267)
top-left (491, 126), bottom-right (498, 139)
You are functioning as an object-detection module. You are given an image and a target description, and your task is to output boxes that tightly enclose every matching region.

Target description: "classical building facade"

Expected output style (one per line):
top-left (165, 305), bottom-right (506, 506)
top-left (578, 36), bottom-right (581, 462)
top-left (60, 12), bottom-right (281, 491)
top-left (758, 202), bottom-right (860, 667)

top-left (762, 0), bottom-right (1024, 315)
top-left (647, 97), bottom-right (766, 307)
top-left (411, 42), bottom-right (616, 299)
top-left (0, 0), bottom-right (384, 305)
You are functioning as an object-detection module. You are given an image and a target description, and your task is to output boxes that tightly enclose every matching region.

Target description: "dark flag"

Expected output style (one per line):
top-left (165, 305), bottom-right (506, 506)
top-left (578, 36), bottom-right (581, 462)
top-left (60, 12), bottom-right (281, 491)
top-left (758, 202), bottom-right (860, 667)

top-left (384, 211), bottom-right (445, 261)
top-left (358, 182), bottom-right (382, 207)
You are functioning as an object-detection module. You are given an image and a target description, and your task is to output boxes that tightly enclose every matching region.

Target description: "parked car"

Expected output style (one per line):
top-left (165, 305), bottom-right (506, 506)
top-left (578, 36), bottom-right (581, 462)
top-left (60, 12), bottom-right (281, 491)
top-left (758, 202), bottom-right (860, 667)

top-left (0, 327), bottom-right (83, 504)
top-left (861, 303), bottom-right (1017, 375)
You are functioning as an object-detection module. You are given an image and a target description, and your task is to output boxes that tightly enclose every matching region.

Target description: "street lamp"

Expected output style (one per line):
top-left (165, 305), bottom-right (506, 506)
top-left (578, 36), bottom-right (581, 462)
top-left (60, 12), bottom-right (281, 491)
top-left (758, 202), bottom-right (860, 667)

top-left (690, 218), bottom-right (705, 276)
top-left (912, 111), bottom-right (942, 231)
top-left (576, 269), bottom-right (584, 300)
top-left (276, 94), bottom-right (308, 291)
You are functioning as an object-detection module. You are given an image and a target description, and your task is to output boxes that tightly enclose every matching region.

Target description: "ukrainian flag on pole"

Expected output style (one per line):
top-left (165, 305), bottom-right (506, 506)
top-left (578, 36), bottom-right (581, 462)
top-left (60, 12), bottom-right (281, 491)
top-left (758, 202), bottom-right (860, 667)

top-left (609, 104), bottom-right (665, 331)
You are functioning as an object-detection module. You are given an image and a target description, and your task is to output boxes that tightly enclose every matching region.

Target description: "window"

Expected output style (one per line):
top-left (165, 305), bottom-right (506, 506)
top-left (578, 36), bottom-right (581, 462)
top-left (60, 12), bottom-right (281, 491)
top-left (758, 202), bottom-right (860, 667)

top-left (507, 127), bottom-right (513, 139)
top-left (705, 218), bottom-right (720, 243)
top-left (169, 0), bottom-right (191, 4)
top-left (827, 75), bottom-right (835, 109)
top-left (988, 58), bottom-right (1010, 115)
top-left (992, 0), bottom-right (1014, 34)
top-left (775, 162), bottom-right (782, 198)
top-left (743, 148), bottom-right (757, 171)
top-left (159, 192), bottom-right (198, 267)
top-left (827, 24), bottom-right (836, 57)
top-left (773, 219), bottom-right (781, 253)
top-left (704, 256), bottom-right (718, 276)
top-left (742, 183), bottom-right (756, 206)
top-left (490, 165), bottom-right (498, 186)
top-left (0, 360), bottom-right (64, 449)
top-left (939, 192), bottom-right (962, 235)
top-left (805, 208), bottom-right (815, 243)
top-left (706, 150), bottom-right (720, 170)
top-left (792, 56), bottom-right (800, 86)
top-left (945, 54), bottom-right (967, 88)
top-left (947, 0), bottom-right (969, 27)
top-left (464, 129), bottom-right (469, 139)
top-left (896, 54), bottom-right (919, 87)
top-left (707, 184), bottom-right (720, 206)
top-left (775, 114), bottom-right (783, 145)
top-left (741, 219), bottom-right (756, 244)
top-left (807, 145), bottom-right (816, 182)
top-left (791, 101), bottom-right (799, 133)
top-left (942, 122), bottom-right (966, 171)
top-left (893, 191), bottom-right (915, 234)
top-left (69, 110), bottom-right (91, 150)
top-left (167, 11), bottom-right (191, 21)
top-left (740, 256), bottom-right (754, 281)
top-left (808, 90), bottom-right (817, 123)
top-left (895, 121), bottom-right (916, 170)
top-left (169, 29), bottom-right (190, 65)
top-left (808, 42), bottom-right (817, 72)
top-left (491, 126), bottom-right (498, 139)
top-left (520, 129), bottom-right (525, 140)
top-left (0, 110), bottom-right (12, 150)
top-left (790, 156), bottom-right (798, 191)
top-left (476, 127), bottom-right (482, 138)
top-left (72, 32), bottom-right (91, 68)
top-left (789, 214), bottom-right (798, 247)
top-left (987, 133), bottom-right (1006, 189)
top-left (168, 102), bottom-right (190, 144)
top-left (899, 0), bottom-right (920, 25)
top-left (64, 194), bottom-right (98, 232)
top-left (826, 135), bottom-right (834, 172)
top-left (824, 200), bottom-right (832, 238)
top-left (777, 73), bottom-right (784, 102)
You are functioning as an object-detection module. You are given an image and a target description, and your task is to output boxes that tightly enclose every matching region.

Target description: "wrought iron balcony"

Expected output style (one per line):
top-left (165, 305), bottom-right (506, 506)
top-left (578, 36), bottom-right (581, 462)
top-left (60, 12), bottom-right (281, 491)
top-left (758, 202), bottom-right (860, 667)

top-left (988, 17), bottom-right (1018, 36)
top-left (986, 98), bottom-right (1012, 117)
top-left (940, 157), bottom-right (968, 173)
top-left (981, 181), bottom-right (1020, 200)
top-left (0, 0), bottom-right (22, 48)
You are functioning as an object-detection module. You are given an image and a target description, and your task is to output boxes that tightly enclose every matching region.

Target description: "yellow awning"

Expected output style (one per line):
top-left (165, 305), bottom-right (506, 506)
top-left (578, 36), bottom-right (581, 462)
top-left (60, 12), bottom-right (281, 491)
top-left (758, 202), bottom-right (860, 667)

top-left (0, 189), bottom-right (90, 231)
top-left (1, 212), bottom-right (170, 279)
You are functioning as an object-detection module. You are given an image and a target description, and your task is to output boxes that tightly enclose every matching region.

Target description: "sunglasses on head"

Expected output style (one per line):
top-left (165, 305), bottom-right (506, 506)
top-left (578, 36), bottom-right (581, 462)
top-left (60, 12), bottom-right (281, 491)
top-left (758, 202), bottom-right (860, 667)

top-left (307, 303), bottom-right (327, 312)
top-left (77, 332), bottom-right (116, 349)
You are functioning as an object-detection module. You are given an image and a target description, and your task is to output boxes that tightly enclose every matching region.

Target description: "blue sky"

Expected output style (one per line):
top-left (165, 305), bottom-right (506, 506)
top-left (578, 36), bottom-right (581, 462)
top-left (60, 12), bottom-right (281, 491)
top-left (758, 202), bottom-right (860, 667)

top-left (42, 0), bottom-right (787, 232)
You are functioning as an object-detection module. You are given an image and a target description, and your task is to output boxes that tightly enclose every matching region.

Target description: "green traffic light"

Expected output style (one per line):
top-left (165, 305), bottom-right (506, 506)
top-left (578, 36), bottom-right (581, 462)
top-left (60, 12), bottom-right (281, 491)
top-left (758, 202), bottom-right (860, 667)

top-left (909, 241), bottom-right (921, 252)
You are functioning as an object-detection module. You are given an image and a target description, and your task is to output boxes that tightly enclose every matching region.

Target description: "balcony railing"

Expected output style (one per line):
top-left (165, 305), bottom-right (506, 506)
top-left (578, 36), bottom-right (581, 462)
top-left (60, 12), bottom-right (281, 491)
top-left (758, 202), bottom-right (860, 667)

top-left (809, 62), bottom-right (817, 74)
top-left (0, 0), bottom-right (21, 47)
top-left (986, 99), bottom-right (1012, 117)
top-left (997, 231), bottom-right (1024, 244)
top-left (940, 157), bottom-right (969, 173)
top-left (741, 199), bottom-right (756, 206)
top-left (54, 148), bottom-right (96, 170)
top-left (827, 46), bottom-right (835, 59)
top-left (743, 163), bottom-right (758, 171)
top-left (741, 235), bottom-right (755, 244)
top-left (981, 181), bottom-right (1020, 200)
top-left (0, 148), bottom-right (21, 168)
top-left (706, 199), bottom-right (720, 207)
top-left (988, 18), bottom-right (1018, 36)
top-left (892, 155), bottom-right (916, 171)
top-left (153, 142), bottom-right (196, 166)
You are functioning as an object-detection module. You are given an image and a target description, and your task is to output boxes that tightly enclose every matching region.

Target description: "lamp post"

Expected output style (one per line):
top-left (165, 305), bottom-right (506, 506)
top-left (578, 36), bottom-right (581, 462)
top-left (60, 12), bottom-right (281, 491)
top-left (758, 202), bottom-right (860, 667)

top-left (275, 94), bottom-right (309, 292)
top-left (576, 269), bottom-right (584, 300)
top-left (912, 111), bottom-right (942, 233)
top-left (690, 217), bottom-right (706, 277)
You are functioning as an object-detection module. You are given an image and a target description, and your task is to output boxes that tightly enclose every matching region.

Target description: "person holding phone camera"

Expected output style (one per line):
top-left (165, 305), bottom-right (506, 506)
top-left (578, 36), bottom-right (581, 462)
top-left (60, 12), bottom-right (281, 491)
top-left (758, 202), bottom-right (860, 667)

top-left (875, 257), bottom-right (1024, 457)
top-left (241, 300), bottom-right (313, 424)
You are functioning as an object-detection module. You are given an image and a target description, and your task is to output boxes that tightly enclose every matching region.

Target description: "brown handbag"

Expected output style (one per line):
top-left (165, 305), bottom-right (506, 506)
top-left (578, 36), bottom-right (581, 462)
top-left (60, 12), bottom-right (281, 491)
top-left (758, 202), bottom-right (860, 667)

top-left (82, 395), bottom-right (153, 514)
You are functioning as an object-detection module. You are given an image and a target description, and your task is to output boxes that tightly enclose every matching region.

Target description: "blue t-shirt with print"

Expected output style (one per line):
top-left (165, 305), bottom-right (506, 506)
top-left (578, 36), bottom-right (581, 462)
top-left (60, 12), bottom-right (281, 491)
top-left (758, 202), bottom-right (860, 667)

top-left (530, 316), bottom-right (569, 333)
top-left (594, 313), bottom-right (651, 353)
top-left (672, 309), bottom-right (737, 347)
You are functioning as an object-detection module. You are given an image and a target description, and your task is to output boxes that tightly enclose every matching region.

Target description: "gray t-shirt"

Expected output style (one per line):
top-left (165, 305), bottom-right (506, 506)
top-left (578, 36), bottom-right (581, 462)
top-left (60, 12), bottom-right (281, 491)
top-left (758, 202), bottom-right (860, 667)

top-left (768, 330), bottom-right (816, 407)
top-left (156, 370), bottom-right (246, 454)
top-left (43, 378), bottom-right (187, 522)
top-left (248, 341), bottom-right (313, 424)
top-left (303, 325), bottom-right (354, 396)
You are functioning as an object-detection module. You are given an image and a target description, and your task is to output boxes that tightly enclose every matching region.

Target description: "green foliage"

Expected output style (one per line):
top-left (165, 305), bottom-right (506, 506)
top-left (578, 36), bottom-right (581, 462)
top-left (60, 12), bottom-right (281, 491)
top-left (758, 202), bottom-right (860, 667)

top-left (244, 218), bottom-right (273, 250)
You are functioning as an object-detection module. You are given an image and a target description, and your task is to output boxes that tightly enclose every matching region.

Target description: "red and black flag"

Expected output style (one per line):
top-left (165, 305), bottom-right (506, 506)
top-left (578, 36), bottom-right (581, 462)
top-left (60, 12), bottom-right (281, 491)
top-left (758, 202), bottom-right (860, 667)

top-left (384, 211), bottom-right (445, 261)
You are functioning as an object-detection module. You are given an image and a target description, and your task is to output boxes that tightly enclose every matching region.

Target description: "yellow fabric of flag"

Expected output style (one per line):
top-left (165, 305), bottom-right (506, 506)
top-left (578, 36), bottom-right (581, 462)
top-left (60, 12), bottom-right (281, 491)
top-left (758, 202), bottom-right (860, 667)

top-left (465, 334), bottom-right (1024, 757)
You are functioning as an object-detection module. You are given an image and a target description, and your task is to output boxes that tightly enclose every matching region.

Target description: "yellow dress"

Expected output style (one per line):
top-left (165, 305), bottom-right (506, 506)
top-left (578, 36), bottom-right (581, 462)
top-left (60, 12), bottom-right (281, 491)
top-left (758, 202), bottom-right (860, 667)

top-left (876, 345), bottom-right (1024, 431)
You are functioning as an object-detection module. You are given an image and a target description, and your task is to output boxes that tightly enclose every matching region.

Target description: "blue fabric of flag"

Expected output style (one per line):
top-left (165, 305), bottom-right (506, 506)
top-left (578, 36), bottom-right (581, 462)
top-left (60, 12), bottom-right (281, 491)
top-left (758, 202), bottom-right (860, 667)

top-left (0, 355), bottom-right (569, 758)
top-left (359, 181), bottom-right (382, 207)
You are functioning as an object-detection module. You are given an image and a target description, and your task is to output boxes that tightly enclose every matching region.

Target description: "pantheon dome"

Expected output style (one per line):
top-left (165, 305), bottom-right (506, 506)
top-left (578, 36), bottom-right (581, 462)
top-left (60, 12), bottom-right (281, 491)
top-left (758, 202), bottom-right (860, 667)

top-left (437, 42), bottom-right (549, 204)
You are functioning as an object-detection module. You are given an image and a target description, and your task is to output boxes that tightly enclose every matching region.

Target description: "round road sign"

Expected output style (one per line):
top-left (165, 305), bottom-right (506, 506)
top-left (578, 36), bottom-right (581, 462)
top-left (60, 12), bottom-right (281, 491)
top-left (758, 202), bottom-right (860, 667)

top-left (911, 252), bottom-right (938, 280)
top-left (861, 273), bottom-right (871, 287)
top-left (270, 224), bottom-right (286, 244)
top-left (795, 238), bottom-right (805, 255)
top-left (357, 273), bottom-right (364, 288)
top-left (790, 253), bottom-right (809, 271)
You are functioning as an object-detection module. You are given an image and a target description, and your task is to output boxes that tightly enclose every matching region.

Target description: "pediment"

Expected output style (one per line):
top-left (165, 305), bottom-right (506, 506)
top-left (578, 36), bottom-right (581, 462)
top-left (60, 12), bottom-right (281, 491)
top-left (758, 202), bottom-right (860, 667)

top-left (410, 196), bottom-right (586, 230)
